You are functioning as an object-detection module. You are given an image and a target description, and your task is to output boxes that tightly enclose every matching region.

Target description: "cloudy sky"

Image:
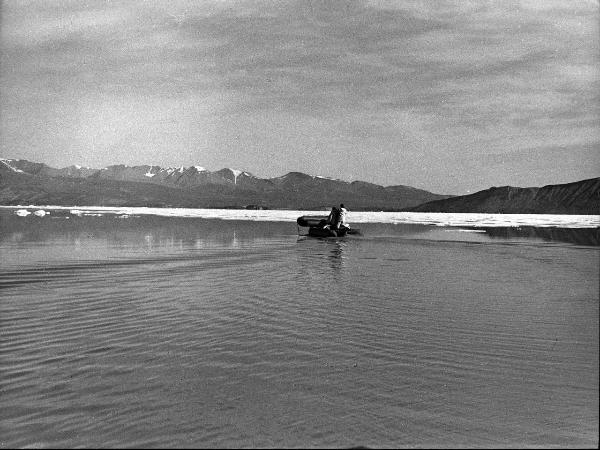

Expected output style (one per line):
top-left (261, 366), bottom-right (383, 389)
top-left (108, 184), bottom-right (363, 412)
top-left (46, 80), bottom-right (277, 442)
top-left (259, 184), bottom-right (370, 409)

top-left (1, 0), bottom-right (598, 193)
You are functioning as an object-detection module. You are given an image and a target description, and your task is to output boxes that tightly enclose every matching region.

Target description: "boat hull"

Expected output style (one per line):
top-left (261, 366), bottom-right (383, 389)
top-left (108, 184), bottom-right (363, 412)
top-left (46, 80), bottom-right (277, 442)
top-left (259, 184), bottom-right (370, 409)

top-left (308, 227), bottom-right (342, 237)
top-left (307, 226), bottom-right (360, 238)
top-left (297, 216), bottom-right (361, 238)
top-left (297, 216), bottom-right (328, 227)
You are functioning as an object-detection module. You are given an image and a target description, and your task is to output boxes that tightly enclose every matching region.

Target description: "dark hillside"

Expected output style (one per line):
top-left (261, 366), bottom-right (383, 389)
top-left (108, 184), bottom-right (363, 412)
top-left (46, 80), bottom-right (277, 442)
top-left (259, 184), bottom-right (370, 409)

top-left (0, 158), bottom-right (448, 210)
top-left (405, 178), bottom-right (600, 214)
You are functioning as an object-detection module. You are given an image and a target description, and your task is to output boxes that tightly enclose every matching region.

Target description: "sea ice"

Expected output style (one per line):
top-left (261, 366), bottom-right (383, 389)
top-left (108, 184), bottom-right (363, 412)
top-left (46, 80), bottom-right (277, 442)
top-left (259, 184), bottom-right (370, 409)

top-left (2, 206), bottom-right (598, 228)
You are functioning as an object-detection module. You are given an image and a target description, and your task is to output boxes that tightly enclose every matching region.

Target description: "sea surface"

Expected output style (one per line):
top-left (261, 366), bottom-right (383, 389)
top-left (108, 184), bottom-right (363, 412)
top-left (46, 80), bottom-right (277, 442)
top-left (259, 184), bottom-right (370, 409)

top-left (1, 207), bottom-right (598, 448)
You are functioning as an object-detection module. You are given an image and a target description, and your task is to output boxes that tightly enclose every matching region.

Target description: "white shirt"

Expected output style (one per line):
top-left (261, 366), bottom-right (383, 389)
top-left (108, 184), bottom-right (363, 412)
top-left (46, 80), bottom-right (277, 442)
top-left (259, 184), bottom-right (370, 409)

top-left (338, 207), bottom-right (347, 225)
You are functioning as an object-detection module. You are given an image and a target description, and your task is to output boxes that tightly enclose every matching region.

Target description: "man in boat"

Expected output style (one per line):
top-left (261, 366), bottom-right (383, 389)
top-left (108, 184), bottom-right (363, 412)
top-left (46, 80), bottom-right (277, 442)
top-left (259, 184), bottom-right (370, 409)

top-left (325, 206), bottom-right (339, 229)
top-left (336, 203), bottom-right (348, 230)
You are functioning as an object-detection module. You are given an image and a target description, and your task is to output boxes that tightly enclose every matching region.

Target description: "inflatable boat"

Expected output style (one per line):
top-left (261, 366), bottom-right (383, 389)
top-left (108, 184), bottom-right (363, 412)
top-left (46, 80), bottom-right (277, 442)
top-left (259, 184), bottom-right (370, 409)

top-left (296, 215), bottom-right (361, 238)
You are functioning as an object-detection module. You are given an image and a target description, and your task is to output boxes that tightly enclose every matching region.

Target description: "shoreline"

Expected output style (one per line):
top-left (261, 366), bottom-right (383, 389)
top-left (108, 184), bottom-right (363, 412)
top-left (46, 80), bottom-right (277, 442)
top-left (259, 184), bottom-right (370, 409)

top-left (1, 205), bottom-right (599, 228)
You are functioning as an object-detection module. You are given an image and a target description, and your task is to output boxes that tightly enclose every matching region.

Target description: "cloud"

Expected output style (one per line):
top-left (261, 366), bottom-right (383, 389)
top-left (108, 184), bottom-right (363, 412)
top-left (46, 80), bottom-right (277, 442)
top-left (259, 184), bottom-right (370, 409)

top-left (1, 0), bottom-right (598, 193)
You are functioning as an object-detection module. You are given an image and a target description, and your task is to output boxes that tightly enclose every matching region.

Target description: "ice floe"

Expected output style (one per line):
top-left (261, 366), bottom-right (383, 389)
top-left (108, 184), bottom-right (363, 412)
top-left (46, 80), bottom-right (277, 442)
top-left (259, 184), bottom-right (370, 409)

top-left (1, 206), bottom-right (597, 228)
top-left (447, 228), bottom-right (487, 233)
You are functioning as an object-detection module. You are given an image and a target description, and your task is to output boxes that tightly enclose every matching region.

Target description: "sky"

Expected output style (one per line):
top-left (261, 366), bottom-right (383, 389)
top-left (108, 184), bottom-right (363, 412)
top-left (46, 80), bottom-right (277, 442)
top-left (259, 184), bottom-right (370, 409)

top-left (1, 0), bottom-right (598, 194)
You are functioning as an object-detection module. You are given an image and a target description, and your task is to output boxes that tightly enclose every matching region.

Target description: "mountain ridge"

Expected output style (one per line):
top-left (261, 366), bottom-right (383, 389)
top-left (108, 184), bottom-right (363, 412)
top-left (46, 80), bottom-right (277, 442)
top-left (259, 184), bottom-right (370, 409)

top-left (2, 158), bottom-right (598, 214)
top-left (403, 177), bottom-right (600, 215)
top-left (0, 158), bottom-right (450, 210)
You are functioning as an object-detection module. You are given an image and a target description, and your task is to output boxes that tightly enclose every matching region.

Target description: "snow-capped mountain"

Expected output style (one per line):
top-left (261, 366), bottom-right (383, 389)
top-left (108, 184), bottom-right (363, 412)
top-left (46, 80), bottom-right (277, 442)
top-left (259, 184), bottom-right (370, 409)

top-left (0, 157), bottom-right (451, 210)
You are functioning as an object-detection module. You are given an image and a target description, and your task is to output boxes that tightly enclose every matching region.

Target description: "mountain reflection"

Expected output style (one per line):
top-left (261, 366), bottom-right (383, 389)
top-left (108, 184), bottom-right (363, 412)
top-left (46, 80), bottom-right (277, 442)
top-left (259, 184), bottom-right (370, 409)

top-left (483, 227), bottom-right (599, 246)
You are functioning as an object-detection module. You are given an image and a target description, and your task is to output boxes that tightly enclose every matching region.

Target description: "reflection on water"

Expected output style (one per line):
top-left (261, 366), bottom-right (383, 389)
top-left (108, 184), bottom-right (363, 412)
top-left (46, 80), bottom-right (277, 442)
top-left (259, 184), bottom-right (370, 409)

top-left (328, 240), bottom-right (345, 270)
top-left (323, 239), bottom-right (347, 277)
top-left (0, 211), bottom-right (598, 448)
top-left (483, 226), bottom-right (600, 246)
top-left (2, 212), bottom-right (598, 248)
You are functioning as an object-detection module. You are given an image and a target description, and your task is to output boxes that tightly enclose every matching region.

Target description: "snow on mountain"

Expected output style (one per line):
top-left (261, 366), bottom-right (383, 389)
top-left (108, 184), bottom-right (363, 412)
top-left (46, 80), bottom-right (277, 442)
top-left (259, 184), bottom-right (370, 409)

top-left (1, 159), bottom-right (25, 173)
top-left (0, 157), bottom-right (461, 211)
top-left (1, 159), bottom-right (310, 187)
top-left (227, 168), bottom-right (252, 184)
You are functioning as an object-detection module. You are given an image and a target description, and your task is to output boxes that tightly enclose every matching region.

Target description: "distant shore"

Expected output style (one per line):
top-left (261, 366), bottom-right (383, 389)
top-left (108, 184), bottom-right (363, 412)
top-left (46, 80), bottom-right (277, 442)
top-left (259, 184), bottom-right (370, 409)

top-left (1, 205), bottom-right (598, 229)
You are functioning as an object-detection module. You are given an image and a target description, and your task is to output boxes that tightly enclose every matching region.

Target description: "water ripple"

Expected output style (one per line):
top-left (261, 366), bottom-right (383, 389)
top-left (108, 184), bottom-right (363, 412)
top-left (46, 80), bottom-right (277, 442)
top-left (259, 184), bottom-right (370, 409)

top-left (0, 217), bottom-right (597, 448)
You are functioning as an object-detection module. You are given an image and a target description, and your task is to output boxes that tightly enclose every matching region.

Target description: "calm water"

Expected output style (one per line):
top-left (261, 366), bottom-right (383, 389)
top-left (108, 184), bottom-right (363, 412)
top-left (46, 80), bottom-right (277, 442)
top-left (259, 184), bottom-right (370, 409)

top-left (1, 211), bottom-right (598, 448)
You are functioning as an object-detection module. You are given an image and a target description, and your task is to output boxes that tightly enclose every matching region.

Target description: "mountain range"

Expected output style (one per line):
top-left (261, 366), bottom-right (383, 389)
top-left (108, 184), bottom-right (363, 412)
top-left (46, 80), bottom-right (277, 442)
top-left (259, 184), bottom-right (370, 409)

top-left (406, 177), bottom-right (599, 215)
top-left (0, 158), bottom-right (449, 210)
top-left (1, 158), bottom-right (598, 214)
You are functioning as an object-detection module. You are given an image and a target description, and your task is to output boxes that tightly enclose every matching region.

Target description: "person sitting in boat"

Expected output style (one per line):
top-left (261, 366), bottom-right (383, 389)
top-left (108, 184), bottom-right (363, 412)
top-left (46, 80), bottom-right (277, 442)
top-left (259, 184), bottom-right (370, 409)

top-left (325, 206), bottom-right (339, 229)
top-left (336, 204), bottom-right (348, 230)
